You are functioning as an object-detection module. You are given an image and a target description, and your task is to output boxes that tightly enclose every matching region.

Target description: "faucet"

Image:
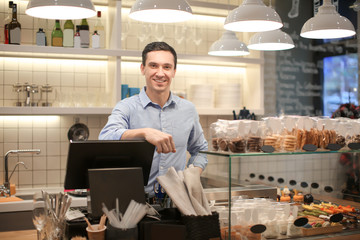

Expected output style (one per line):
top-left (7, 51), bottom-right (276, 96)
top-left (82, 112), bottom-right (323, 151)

top-left (1, 149), bottom-right (41, 196)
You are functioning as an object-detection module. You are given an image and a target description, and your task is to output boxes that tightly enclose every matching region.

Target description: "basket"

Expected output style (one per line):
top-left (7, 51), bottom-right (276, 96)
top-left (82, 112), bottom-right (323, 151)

top-left (182, 212), bottom-right (220, 240)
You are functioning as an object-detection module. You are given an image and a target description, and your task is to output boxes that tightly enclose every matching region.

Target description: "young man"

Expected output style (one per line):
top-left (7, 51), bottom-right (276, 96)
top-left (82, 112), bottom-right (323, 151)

top-left (99, 42), bottom-right (208, 196)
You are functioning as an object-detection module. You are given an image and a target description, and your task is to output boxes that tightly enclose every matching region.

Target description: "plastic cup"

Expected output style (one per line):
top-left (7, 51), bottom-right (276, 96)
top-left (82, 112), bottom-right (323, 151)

top-left (86, 224), bottom-right (107, 240)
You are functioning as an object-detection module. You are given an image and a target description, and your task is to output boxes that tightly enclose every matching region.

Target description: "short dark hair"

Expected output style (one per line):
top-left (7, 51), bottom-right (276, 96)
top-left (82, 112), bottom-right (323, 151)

top-left (142, 42), bottom-right (177, 69)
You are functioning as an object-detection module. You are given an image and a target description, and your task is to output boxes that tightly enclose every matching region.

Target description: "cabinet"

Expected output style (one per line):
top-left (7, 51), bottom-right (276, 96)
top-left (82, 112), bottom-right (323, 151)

top-left (0, 0), bottom-right (264, 116)
top-left (199, 149), bottom-right (360, 239)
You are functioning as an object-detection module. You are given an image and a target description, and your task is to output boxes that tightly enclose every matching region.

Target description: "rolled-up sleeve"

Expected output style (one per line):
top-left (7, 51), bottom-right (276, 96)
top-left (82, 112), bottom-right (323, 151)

top-left (99, 101), bottom-right (130, 140)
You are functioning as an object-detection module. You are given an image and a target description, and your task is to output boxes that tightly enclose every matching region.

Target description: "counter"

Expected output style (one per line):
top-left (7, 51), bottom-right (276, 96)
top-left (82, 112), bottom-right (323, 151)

top-left (1, 230), bottom-right (360, 240)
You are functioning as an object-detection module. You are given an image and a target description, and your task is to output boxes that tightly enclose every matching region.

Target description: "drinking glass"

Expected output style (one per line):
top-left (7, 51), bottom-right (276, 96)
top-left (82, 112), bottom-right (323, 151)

top-left (32, 192), bottom-right (47, 240)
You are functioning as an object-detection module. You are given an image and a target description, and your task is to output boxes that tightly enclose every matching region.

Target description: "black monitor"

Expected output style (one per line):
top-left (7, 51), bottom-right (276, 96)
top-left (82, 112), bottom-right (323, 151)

top-left (64, 140), bottom-right (155, 190)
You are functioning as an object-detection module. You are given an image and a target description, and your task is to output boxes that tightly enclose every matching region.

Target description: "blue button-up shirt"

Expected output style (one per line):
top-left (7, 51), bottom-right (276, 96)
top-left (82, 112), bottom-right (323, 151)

top-left (99, 87), bottom-right (208, 196)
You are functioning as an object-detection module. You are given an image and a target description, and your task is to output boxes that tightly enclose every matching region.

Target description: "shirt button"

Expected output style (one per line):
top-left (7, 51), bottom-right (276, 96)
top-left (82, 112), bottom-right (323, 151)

top-left (160, 166), bottom-right (164, 170)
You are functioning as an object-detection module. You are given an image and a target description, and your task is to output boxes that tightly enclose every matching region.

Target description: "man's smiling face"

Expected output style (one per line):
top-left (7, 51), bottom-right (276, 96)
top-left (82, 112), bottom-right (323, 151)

top-left (141, 50), bottom-right (176, 96)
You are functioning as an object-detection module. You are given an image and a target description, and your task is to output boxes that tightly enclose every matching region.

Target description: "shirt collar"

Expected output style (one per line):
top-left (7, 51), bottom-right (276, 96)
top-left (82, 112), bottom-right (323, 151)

top-left (139, 87), bottom-right (178, 109)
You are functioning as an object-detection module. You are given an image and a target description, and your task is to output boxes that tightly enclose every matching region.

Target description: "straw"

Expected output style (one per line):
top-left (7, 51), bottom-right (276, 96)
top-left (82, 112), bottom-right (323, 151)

top-left (84, 217), bottom-right (93, 230)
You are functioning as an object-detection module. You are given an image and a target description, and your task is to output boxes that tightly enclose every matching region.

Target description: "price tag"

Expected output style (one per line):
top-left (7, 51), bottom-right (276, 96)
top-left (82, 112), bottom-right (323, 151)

top-left (303, 144), bottom-right (317, 152)
top-left (330, 213), bottom-right (343, 223)
top-left (348, 142), bottom-right (360, 150)
top-left (294, 217), bottom-right (308, 227)
top-left (326, 144), bottom-right (342, 151)
top-left (250, 224), bottom-right (266, 234)
top-left (261, 145), bottom-right (275, 153)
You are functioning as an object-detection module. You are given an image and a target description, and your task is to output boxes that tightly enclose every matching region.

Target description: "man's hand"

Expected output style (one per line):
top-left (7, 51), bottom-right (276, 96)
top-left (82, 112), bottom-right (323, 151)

top-left (143, 128), bottom-right (176, 154)
top-left (121, 128), bottom-right (176, 153)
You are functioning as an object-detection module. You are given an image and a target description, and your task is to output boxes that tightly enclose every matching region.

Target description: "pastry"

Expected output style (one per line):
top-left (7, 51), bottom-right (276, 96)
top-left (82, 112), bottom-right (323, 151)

top-left (212, 138), bottom-right (219, 151)
top-left (228, 137), bottom-right (246, 153)
top-left (247, 136), bottom-right (261, 152)
top-left (218, 138), bottom-right (229, 151)
top-left (336, 135), bottom-right (346, 147)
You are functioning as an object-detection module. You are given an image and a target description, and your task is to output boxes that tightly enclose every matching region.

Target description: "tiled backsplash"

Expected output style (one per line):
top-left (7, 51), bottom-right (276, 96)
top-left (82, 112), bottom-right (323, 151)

top-left (0, 115), bottom-right (107, 188)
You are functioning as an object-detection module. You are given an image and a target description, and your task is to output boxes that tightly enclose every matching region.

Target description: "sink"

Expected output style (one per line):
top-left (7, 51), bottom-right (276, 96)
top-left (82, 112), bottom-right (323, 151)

top-left (15, 195), bottom-right (33, 200)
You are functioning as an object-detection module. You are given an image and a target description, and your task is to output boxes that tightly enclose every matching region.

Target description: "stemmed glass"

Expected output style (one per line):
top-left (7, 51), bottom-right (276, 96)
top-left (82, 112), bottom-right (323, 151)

top-left (32, 192), bottom-right (47, 240)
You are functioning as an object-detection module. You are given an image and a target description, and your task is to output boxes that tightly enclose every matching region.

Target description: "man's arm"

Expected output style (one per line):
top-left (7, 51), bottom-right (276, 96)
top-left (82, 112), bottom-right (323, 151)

top-left (121, 128), bottom-right (176, 154)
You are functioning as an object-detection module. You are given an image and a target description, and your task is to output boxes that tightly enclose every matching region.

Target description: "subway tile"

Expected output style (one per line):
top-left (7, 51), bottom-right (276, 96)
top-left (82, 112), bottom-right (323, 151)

top-left (32, 71), bottom-right (47, 86)
top-left (33, 170), bottom-right (47, 185)
top-left (47, 60), bottom-right (61, 72)
top-left (47, 128), bottom-right (60, 142)
top-left (47, 170), bottom-right (61, 184)
top-left (4, 58), bottom-right (19, 71)
top-left (60, 142), bottom-right (69, 156)
top-left (60, 72), bottom-right (75, 86)
top-left (47, 142), bottom-right (60, 156)
top-left (74, 73), bottom-right (88, 87)
top-left (4, 128), bottom-right (18, 142)
top-left (47, 72), bottom-right (61, 87)
top-left (33, 117), bottom-right (47, 128)
top-left (33, 156), bottom-right (47, 170)
top-left (19, 171), bottom-right (33, 185)
top-left (4, 70), bottom-right (19, 84)
top-left (46, 116), bottom-right (60, 128)
top-left (33, 128), bottom-right (46, 142)
top-left (22, 29), bottom-right (33, 44)
top-left (18, 128), bottom-right (33, 143)
top-left (47, 156), bottom-right (61, 170)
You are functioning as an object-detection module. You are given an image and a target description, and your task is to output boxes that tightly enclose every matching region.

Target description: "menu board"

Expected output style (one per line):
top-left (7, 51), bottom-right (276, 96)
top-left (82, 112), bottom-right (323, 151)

top-left (270, 0), bottom-right (357, 116)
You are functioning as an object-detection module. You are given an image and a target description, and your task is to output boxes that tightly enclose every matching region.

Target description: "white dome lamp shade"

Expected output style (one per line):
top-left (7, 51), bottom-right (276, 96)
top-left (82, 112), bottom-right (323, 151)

top-left (129, 0), bottom-right (193, 23)
top-left (25, 0), bottom-right (96, 19)
top-left (248, 29), bottom-right (295, 51)
top-left (224, 0), bottom-right (283, 32)
top-left (208, 31), bottom-right (249, 56)
top-left (300, 0), bottom-right (356, 39)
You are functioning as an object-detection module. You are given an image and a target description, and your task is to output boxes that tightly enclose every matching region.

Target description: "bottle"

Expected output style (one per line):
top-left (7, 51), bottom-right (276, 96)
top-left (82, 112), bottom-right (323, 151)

top-left (94, 11), bottom-right (105, 48)
top-left (36, 28), bottom-right (46, 46)
top-left (79, 19), bottom-right (89, 48)
top-left (74, 25), bottom-right (81, 48)
top-left (8, 3), bottom-right (21, 45)
top-left (63, 20), bottom-right (74, 47)
top-left (92, 31), bottom-right (100, 49)
top-left (4, 1), bottom-right (13, 44)
top-left (51, 20), bottom-right (63, 47)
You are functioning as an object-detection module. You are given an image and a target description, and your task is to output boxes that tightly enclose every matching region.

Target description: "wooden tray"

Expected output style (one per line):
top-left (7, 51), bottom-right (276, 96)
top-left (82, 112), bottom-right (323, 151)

top-left (302, 225), bottom-right (343, 236)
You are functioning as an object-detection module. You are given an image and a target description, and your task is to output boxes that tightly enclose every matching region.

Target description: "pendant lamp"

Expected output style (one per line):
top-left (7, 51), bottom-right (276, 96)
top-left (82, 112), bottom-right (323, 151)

top-left (129, 0), bottom-right (192, 23)
top-left (300, 0), bottom-right (356, 39)
top-left (25, 0), bottom-right (96, 19)
top-left (224, 0), bottom-right (283, 32)
top-left (208, 31), bottom-right (249, 56)
top-left (248, 29), bottom-right (295, 51)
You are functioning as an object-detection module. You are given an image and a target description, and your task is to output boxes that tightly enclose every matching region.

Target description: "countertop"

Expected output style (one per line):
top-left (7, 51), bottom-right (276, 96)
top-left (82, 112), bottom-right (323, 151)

top-left (0, 187), bottom-right (87, 212)
top-left (0, 230), bottom-right (360, 240)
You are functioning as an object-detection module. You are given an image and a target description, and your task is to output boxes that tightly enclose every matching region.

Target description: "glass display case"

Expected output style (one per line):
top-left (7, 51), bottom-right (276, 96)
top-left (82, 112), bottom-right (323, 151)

top-left (198, 149), bottom-right (360, 239)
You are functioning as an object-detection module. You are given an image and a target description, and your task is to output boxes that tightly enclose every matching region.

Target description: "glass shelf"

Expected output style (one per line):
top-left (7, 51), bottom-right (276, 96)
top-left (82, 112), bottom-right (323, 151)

top-left (200, 149), bottom-right (360, 157)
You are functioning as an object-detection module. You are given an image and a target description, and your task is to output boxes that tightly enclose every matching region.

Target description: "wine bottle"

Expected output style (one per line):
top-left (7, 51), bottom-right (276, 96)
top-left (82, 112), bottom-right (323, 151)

top-left (94, 11), bottom-right (105, 48)
top-left (92, 31), bottom-right (100, 49)
top-left (74, 25), bottom-right (81, 48)
top-left (63, 20), bottom-right (74, 47)
top-left (8, 3), bottom-right (21, 45)
top-left (51, 20), bottom-right (63, 47)
top-left (4, 1), bottom-right (13, 44)
top-left (79, 19), bottom-right (89, 48)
